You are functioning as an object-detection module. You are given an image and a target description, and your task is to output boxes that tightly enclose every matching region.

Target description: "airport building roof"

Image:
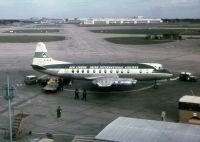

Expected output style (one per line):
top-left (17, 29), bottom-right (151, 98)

top-left (95, 117), bottom-right (200, 142)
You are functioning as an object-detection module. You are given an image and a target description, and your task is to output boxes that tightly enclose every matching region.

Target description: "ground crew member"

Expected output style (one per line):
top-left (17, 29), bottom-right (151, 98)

top-left (82, 89), bottom-right (87, 101)
top-left (57, 106), bottom-right (62, 119)
top-left (74, 88), bottom-right (79, 99)
top-left (161, 111), bottom-right (166, 121)
top-left (58, 78), bottom-right (63, 91)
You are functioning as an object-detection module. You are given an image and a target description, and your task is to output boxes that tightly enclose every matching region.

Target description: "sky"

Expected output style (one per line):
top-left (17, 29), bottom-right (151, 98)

top-left (0, 0), bottom-right (200, 19)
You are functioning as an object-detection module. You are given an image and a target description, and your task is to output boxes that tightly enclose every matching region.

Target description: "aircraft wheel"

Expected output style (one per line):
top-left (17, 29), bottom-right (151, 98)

top-left (154, 84), bottom-right (158, 89)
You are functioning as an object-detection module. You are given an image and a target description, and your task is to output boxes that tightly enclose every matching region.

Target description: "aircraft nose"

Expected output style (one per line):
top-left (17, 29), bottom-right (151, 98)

top-left (165, 69), bottom-right (173, 78)
top-left (168, 73), bottom-right (173, 78)
top-left (154, 69), bottom-right (173, 79)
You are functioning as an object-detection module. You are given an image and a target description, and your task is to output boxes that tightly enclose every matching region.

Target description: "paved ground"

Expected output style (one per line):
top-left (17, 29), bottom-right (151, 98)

top-left (0, 24), bottom-right (200, 141)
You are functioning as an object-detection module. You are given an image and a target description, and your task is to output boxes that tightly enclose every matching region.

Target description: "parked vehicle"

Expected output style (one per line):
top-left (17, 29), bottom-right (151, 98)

top-left (43, 77), bottom-right (59, 92)
top-left (43, 82), bottom-right (59, 92)
top-left (179, 72), bottom-right (197, 82)
top-left (24, 75), bottom-right (38, 85)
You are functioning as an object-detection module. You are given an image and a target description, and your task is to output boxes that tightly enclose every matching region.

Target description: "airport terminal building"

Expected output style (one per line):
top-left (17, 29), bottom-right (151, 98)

top-left (80, 16), bottom-right (163, 25)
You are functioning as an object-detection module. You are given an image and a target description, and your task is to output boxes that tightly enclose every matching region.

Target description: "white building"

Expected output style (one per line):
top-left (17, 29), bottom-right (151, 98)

top-left (41, 18), bottom-right (65, 24)
top-left (80, 17), bottom-right (163, 25)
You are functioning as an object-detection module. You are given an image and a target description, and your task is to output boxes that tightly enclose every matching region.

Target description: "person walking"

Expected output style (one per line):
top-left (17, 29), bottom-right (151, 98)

top-left (82, 89), bottom-right (87, 101)
top-left (57, 106), bottom-right (62, 119)
top-left (161, 111), bottom-right (166, 121)
top-left (74, 88), bottom-right (79, 99)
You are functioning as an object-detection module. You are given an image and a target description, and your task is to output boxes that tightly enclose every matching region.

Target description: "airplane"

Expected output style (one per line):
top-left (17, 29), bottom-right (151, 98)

top-left (31, 42), bottom-right (173, 88)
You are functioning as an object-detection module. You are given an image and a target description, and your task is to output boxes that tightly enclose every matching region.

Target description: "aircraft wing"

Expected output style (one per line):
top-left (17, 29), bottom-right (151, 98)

top-left (91, 76), bottom-right (137, 87)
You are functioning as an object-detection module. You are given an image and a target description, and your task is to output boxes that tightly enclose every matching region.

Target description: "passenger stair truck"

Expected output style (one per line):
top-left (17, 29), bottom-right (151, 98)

top-left (4, 113), bottom-right (29, 140)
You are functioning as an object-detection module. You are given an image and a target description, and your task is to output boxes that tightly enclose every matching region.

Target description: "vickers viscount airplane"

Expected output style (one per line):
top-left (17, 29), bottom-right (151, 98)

top-left (32, 42), bottom-right (173, 88)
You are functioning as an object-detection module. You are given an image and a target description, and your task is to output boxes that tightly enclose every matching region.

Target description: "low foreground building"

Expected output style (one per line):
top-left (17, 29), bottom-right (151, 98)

top-left (95, 117), bottom-right (200, 142)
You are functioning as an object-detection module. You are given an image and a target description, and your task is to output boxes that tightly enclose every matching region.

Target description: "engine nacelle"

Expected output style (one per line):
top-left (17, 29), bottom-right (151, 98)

top-left (92, 78), bottom-right (137, 87)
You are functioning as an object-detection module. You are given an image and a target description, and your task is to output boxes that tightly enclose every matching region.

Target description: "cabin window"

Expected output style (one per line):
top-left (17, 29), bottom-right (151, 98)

top-left (99, 70), bottom-right (101, 73)
top-left (87, 69), bottom-right (89, 73)
top-left (77, 70), bottom-right (79, 73)
top-left (93, 69), bottom-right (96, 73)
top-left (121, 70), bottom-right (123, 74)
top-left (110, 70), bottom-right (113, 73)
top-left (139, 69), bottom-right (142, 74)
top-left (82, 70), bottom-right (84, 73)
top-left (127, 69), bottom-right (130, 74)
top-left (104, 69), bottom-right (107, 73)
top-left (116, 70), bottom-right (119, 74)
top-left (72, 70), bottom-right (74, 73)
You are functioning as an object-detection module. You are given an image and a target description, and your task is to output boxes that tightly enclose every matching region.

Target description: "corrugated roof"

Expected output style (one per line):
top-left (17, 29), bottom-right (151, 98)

top-left (179, 95), bottom-right (200, 104)
top-left (95, 117), bottom-right (200, 142)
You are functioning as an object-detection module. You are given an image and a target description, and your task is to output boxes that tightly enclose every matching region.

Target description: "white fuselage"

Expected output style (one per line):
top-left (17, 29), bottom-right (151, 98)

top-left (32, 42), bottom-right (173, 87)
top-left (33, 63), bottom-right (173, 81)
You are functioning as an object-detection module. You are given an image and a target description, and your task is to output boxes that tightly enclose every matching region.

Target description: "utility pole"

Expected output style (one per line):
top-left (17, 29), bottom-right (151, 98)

top-left (2, 75), bottom-right (15, 142)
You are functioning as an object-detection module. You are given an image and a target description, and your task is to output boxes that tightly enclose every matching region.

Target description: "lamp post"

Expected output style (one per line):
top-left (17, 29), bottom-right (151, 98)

top-left (2, 76), bottom-right (15, 142)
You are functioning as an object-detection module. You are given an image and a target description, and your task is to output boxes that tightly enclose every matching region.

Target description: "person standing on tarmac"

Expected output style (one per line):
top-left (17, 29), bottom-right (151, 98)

top-left (58, 78), bottom-right (64, 91)
top-left (74, 88), bottom-right (79, 99)
top-left (82, 89), bottom-right (87, 101)
top-left (56, 106), bottom-right (62, 119)
top-left (161, 111), bottom-right (166, 121)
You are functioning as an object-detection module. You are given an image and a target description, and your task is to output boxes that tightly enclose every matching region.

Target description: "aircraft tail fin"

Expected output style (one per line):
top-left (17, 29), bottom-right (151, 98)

top-left (32, 42), bottom-right (71, 67)
top-left (34, 42), bottom-right (49, 58)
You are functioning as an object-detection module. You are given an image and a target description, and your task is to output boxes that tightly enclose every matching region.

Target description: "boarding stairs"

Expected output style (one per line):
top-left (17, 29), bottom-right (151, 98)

top-left (72, 135), bottom-right (95, 142)
top-left (4, 113), bottom-right (29, 139)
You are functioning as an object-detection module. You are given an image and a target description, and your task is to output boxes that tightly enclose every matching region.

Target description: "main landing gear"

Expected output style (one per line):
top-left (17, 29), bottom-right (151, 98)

top-left (154, 80), bottom-right (159, 89)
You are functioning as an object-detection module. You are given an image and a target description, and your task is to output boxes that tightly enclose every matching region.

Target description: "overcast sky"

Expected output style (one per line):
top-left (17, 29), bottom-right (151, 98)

top-left (0, 0), bottom-right (200, 19)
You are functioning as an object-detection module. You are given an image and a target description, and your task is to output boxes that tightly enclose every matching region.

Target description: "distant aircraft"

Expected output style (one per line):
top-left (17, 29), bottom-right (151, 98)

top-left (32, 42), bottom-right (173, 88)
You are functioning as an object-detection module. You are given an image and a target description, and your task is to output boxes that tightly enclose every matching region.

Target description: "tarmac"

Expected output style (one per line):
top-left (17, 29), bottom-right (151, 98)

top-left (0, 24), bottom-right (200, 141)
